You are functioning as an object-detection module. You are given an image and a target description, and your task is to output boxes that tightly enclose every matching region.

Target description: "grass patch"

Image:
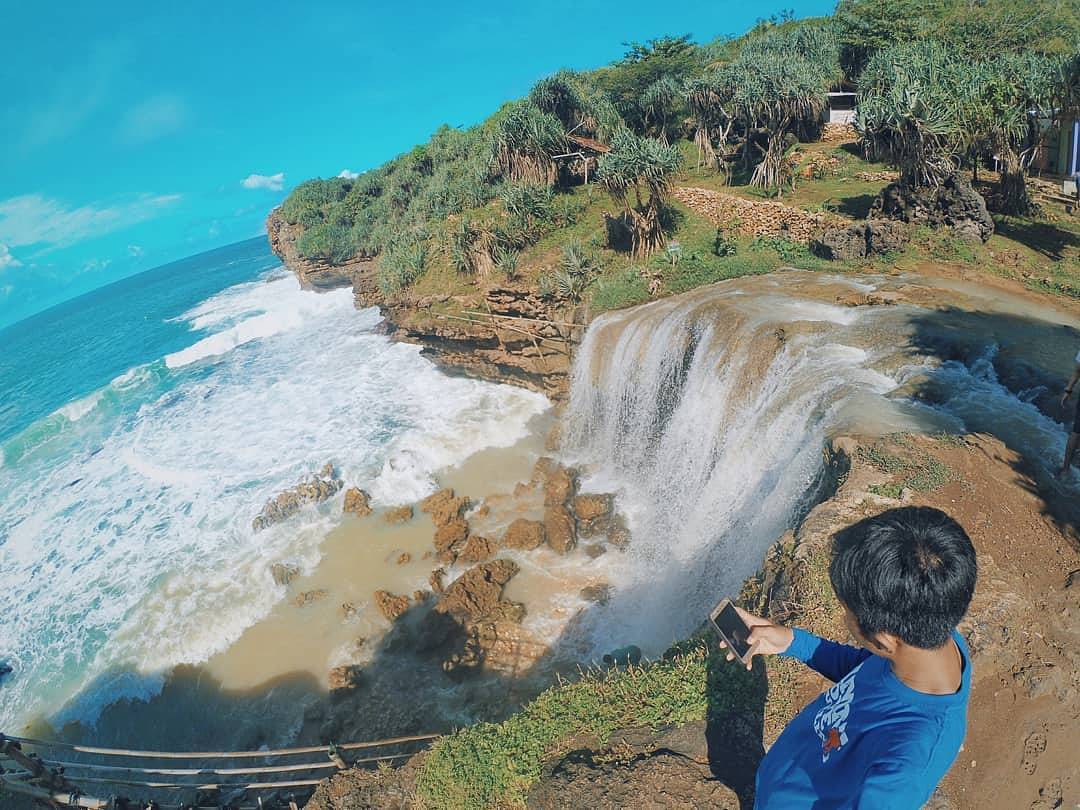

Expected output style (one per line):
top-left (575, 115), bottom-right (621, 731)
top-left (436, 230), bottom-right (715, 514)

top-left (415, 647), bottom-right (712, 809)
top-left (859, 436), bottom-right (955, 498)
top-left (591, 267), bottom-right (652, 311)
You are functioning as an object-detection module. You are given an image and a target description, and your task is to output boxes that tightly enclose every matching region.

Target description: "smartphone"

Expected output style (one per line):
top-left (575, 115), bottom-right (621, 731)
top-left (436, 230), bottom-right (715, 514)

top-left (709, 598), bottom-right (755, 666)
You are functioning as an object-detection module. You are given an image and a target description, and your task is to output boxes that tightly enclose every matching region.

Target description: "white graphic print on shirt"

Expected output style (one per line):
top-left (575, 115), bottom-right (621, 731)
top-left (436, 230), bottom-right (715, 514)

top-left (812, 664), bottom-right (860, 762)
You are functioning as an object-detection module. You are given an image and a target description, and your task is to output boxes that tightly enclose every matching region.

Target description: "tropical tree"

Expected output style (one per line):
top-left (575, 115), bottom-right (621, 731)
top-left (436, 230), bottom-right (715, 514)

top-left (489, 101), bottom-right (567, 186)
top-left (529, 70), bottom-right (623, 142)
top-left (729, 26), bottom-right (841, 192)
top-left (596, 129), bottom-right (681, 257)
top-left (856, 41), bottom-right (965, 187)
top-left (685, 72), bottom-right (737, 173)
top-left (639, 75), bottom-right (683, 142)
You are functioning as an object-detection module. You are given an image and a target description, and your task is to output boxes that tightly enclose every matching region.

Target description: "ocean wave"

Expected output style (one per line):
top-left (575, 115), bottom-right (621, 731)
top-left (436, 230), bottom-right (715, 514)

top-left (0, 271), bottom-right (548, 732)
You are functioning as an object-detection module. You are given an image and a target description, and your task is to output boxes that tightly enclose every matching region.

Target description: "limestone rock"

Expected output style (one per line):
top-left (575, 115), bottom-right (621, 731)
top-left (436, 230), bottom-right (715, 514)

top-left (503, 518), bottom-right (546, 551)
top-left (374, 590), bottom-right (410, 621)
top-left (458, 534), bottom-right (497, 564)
top-left (341, 602), bottom-right (359, 620)
top-left (292, 589), bottom-right (329, 608)
top-left (545, 505), bottom-right (577, 554)
top-left (538, 458), bottom-right (577, 506)
top-left (572, 494), bottom-right (613, 530)
top-left (252, 463), bottom-right (342, 532)
top-left (870, 174), bottom-right (993, 242)
top-left (581, 583), bottom-right (613, 605)
top-left (396, 552), bottom-right (411, 565)
top-left (435, 560), bottom-right (521, 624)
top-left (384, 505), bottom-right (414, 525)
top-left (429, 567), bottom-right (446, 594)
top-left (342, 487), bottom-right (373, 516)
top-left (327, 664), bottom-right (363, 698)
top-left (434, 518), bottom-right (470, 562)
top-left (810, 219), bottom-right (909, 261)
top-left (270, 563), bottom-right (299, 586)
top-left (421, 488), bottom-right (471, 528)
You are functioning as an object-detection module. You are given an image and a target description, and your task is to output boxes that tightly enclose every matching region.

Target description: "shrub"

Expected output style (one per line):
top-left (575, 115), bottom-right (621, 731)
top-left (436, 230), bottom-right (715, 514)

top-left (415, 646), bottom-right (712, 810)
top-left (378, 238), bottom-right (429, 295)
top-left (492, 245), bottom-right (521, 281)
top-left (713, 228), bottom-right (738, 256)
top-left (297, 222), bottom-right (357, 264)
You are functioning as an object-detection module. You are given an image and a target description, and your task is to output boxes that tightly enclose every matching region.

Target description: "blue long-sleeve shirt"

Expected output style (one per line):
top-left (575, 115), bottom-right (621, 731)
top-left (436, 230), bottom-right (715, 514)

top-left (754, 628), bottom-right (971, 809)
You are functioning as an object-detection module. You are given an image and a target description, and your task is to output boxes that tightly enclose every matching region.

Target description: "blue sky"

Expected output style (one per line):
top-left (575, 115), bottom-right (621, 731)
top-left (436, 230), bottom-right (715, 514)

top-left (0, 0), bottom-right (833, 328)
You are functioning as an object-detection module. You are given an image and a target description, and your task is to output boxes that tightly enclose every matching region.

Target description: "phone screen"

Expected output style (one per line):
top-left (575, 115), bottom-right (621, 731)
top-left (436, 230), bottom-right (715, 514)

top-left (710, 600), bottom-right (752, 660)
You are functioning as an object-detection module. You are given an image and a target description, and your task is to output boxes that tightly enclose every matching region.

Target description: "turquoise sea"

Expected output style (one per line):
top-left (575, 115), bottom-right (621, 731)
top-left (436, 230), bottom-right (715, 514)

top-left (0, 238), bottom-right (547, 735)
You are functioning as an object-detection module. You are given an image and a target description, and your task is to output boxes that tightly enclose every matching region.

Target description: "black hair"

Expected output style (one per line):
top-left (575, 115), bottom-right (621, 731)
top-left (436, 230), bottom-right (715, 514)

top-left (829, 506), bottom-right (977, 649)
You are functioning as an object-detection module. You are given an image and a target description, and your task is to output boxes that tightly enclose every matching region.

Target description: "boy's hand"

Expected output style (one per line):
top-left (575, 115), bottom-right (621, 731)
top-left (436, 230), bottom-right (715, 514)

top-left (718, 606), bottom-right (795, 670)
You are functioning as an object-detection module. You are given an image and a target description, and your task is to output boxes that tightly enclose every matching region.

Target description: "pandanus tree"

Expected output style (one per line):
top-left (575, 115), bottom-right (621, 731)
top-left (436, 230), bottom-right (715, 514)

top-left (596, 129), bottom-right (681, 258)
top-left (639, 74), bottom-right (683, 142)
top-left (490, 101), bottom-right (567, 186)
top-left (685, 71), bottom-right (737, 174)
top-left (733, 27), bottom-right (841, 192)
top-left (529, 70), bottom-right (623, 143)
top-left (856, 41), bottom-right (966, 188)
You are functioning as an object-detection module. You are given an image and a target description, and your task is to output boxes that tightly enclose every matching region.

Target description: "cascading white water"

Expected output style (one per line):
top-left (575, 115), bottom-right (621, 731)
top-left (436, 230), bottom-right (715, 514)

top-left (558, 270), bottom-right (1078, 657)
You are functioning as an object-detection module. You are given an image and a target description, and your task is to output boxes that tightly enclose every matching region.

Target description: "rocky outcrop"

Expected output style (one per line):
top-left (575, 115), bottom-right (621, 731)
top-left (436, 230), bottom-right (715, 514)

top-left (544, 505), bottom-right (577, 554)
top-left (433, 519), bottom-right (470, 562)
top-left (502, 518), bottom-right (546, 550)
top-left (870, 174), bottom-right (994, 242)
top-left (252, 463), bottom-right (342, 532)
top-left (421, 488), bottom-right (471, 528)
top-left (342, 487), bottom-right (372, 516)
top-left (434, 560), bottom-right (523, 624)
top-left (374, 590), bottom-right (410, 621)
top-left (457, 534), bottom-right (496, 564)
top-left (270, 562), bottom-right (299, 586)
top-left (810, 219), bottom-right (909, 260)
top-left (266, 209), bottom-right (374, 290)
top-left (571, 494), bottom-right (613, 532)
top-left (293, 589), bottom-right (329, 608)
top-left (377, 287), bottom-right (576, 398)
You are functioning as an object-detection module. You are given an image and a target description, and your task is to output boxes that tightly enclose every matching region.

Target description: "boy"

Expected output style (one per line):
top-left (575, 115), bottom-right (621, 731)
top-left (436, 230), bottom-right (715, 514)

top-left (720, 506), bottom-right (977, 809)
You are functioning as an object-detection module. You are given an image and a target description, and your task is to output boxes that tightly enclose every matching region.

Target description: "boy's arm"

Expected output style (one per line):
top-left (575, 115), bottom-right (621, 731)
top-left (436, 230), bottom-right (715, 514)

top-left (719, 607), bottom-right (870, 683)
top-left (781, 627), bottom-right (872, 683)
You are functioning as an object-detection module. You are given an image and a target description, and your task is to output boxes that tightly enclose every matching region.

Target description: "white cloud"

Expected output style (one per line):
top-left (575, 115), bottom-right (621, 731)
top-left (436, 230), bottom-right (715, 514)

top-left (241, 172), bottom-right (285, 191)
top-left (0, 193), bottom-right (181, 251)
top-left (0, 244), bottom-right (21, 270)
top-left (127, 244), bottom-right (144, 258)
top-left (338, 169), bottom-right (360, 179)
top-left (0, 284), bottom-right (13, 298)
top-left (119, 95), bottom-right (188, 145)
top-left (81, 258), bottom-right (112, 274)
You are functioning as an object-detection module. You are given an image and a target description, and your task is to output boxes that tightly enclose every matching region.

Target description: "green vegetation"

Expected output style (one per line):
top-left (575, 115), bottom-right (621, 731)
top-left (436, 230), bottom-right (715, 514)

top-left (276, 0), bottom-right (1080, 311)
top-left (415, 646), bottom-right (712, 809)
top-left (859, 435), bottom-right (956, 499)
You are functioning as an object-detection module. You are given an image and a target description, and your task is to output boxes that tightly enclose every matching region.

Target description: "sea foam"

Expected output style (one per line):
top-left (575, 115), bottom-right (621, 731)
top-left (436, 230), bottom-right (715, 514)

top-left (0, 271), bottom-right (548, 730)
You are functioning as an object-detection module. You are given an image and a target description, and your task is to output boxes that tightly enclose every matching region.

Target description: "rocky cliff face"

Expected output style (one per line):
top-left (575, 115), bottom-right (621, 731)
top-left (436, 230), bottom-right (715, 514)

top-left (266, 210), bottom-right (375, 290)
top-left (267, 210), bottom-right (577, 397)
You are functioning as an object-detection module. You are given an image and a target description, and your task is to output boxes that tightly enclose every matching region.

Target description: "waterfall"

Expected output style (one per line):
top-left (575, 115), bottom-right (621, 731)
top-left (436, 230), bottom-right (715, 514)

top-left (558, 272), bottom-right (937, 656)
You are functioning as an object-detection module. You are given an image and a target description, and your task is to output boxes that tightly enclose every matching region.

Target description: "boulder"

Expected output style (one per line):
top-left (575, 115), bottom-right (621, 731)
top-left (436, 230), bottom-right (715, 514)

top-left (327, 664), bottom-right (363, 699)
top-left (396, 552), bottom-right (411, 565)
top-left (457, 534), bottom-right (497, 564)
top-left (341, 602), bottom-right (359, 620)
top-left (870, 174), bottom-right (993, 242)
top-left (545, 505), bottom-right (577, 554)
top-left (374, 590), bottom-right (410, 621)
top-left (572, 494), bottom-right (613, 530)
top-left (435, 560), bottom-right (521, 624)
top-left (429, 567), bottom-right (446, 594)
top-left (383, 505), bottom-right (414, 525)
top-left (433, 518), bottom-right (470, 562)
top-left (252, 463), bottom-right (342, 532)
top-left (580, 583), bottom-right (613, 605)
top-left (502, 518), bottom-right (546, 551)
top-left (421, 488), bottom-right (471, 528)
top-left (810, 219), bottom-right (909, 261)
top-left (342, 487), bottom-right (373, 516)
top-left (538, 458), bottom-right (577, 506)
top-left (270, 563), bottom-right (299, 586)
top-left (292, 589), bottom-right (329, 608)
